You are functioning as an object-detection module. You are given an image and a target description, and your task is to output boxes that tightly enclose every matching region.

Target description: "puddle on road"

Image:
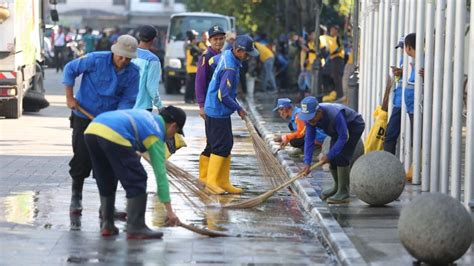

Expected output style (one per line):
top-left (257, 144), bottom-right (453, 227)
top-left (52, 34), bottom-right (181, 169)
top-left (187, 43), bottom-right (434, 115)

top-left (0, 122), bottom-right (317, 242)
top-left (0, 115), bottom-right (336, 265)
top-left (148, 123), bottom-right (320, 241)
top-left (0, 191), bottom-right (39, 225)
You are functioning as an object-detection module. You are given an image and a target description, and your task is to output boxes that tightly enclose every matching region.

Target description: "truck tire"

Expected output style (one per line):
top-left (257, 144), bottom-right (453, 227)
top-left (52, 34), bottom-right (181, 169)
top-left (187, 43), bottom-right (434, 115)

top-left (1, 80), bottom-right (23, 118)
top-left (23, 64), bottom-right (49, 112)
top-left (23, 90), bottom-right (49, 112)
top-left (165, 77), bottom-right (181, 94)
top-left (0, 98), bottom-right (21, 118)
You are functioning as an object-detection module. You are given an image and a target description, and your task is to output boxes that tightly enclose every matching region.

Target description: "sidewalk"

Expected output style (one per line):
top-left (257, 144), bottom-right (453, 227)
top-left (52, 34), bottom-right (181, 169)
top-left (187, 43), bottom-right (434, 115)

top-left (245, 91), bottom-right (474, 265)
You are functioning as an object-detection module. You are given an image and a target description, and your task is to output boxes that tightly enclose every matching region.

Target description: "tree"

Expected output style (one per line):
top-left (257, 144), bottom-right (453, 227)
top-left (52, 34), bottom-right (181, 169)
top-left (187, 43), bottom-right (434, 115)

top-left (185, 0), bottom-right (352, 38)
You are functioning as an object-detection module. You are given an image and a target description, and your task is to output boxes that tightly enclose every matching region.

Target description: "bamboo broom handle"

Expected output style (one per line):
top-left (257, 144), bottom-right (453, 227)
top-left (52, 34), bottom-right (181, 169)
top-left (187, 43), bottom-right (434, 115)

top-left (76, 105), bottom-right (94, 120)
top-left (263, 161), bottom-right (324, 195)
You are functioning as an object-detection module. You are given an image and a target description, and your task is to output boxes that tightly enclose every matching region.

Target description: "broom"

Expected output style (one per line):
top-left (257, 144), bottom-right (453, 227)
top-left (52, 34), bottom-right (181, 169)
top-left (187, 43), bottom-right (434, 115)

top-left (243, 116), bottom-right (289, 187)
top-left (77, 105), bottom-right (212, 202)
top-left (223, 161), bottom-right (324, 209)
top-left (75, 105), bottom-right (230, 237)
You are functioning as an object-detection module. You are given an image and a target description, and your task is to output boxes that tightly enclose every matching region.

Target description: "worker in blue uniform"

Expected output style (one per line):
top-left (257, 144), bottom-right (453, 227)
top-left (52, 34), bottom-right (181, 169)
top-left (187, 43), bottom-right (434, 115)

top-left (84, 106), bottom-right (185, 239)
top-left (299, 96), bottom-right (365, 204)
top-left (203, 35), bottom-right (259, 194)
top-left (63, 35), bottom-right (140, 216)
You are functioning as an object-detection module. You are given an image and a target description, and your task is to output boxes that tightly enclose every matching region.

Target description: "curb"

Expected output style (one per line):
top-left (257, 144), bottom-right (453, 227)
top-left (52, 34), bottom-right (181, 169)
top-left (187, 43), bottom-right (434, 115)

top-left (245, 96), bottom-right (366, 266)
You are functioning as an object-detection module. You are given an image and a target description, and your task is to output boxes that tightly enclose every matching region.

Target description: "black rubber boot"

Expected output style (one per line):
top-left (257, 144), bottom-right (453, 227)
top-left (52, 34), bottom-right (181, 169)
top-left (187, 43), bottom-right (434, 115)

top-left (70, 178), bottom-right (84, 215)
top-left (100, 195), bottom-right (119, 236)
top-left (320, 168), bottom-right (338, 200)
top-left (99, 208), bottom-right (127, 221)
top-left (126, 193), bottom-right (163, 240)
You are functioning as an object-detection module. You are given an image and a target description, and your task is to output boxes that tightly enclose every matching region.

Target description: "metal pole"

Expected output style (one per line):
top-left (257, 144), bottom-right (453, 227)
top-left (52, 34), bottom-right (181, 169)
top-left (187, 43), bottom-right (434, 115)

top-left (311, 0), bottom-right (322, 96)
top-left (359, 0), bottom-right (366, 133)
top-left (372, 0), bottom-right (385, 109)
top-left (465, 0), bottom-right (474, 208)
top-left (403, 0), bottom-right (416, 171)
top-left (366, 2), bottom-right (376, 134)
top-left (348, 0), bottom-right (360, 111)
top-left (388, 0), bottom-right (400, 115)
top-left (371, 0), bottom-right (381, 131)
top-left (389, 1), bottom-right (399, 68)
top-left (450, 0), bottom-right (465, 200)
top-left (381, 0), bottom-right (391, 96)
top-left (398, 0), bottom-right (406, 160)
top-left (359, 0), bottom-right (365, 119)
top-left (422, 0), bottom-right (435, 191)
top-left (429, 0), bottom-right (446, 192)
top-left (352, 0), bottom-right (360, 65)
top-left (362, 0), bottom-right (370, 130)
top-left (440, 0), bottom-right (456, 194)
top-left (412, 0), bottom-right (425, 186)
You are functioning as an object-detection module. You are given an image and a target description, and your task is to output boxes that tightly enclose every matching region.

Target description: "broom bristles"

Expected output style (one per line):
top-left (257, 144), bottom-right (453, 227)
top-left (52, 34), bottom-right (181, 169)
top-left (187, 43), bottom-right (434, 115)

top-left (224, 161), bottom-right (323, 209)
top-left (140, 152), bottom-right (217, 205)
top-left (244, 117), bottom-right (289, 187)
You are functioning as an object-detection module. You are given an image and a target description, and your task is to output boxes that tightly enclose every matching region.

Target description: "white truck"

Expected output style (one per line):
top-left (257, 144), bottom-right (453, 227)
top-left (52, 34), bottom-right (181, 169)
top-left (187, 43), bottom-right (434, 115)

top-left (164, 12), bottom-right (235, 94)
top-left (0, 0), bottom-right (54, 118)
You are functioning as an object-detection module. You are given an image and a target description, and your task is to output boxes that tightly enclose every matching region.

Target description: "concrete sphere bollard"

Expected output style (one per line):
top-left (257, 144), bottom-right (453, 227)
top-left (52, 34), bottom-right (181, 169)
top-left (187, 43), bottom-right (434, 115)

top-left (350, 151), bottom-right (405, 206)
top-left (321, 137), bottom-right (364, 167)
top-left (398, 193), bottom-right (473, 264)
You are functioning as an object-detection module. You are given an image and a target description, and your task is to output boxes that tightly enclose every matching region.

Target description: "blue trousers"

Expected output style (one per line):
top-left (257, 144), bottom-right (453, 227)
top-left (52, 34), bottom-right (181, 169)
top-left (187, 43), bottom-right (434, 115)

top-left (329, 117), bottom-right (365, 169)
top-left (207, 116), bottom-right (233, 157)
top-left (84, 134), bottom-right (147, 198)
top-left (201, 118), bottom-right (211, 157)
top-left (384, 107), bottom-right (414, 155)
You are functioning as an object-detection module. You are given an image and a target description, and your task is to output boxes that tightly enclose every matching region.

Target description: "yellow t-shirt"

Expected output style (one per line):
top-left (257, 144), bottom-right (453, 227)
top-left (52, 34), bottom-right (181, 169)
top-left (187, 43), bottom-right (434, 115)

top-left (198, 41), bottom-right (208, 51)
top-left (325, 35), bottom-right (345, 59)
top-left (255, 42), bottom-right (274, 62)
top-left (185, 48), bottom-right (198, 74)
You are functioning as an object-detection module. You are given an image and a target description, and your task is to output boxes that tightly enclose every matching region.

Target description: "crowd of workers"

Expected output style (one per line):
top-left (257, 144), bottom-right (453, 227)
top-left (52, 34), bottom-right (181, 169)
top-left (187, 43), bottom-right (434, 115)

top-left (184, 24), bottom-right (352, 104)
top-left (61, 19), bottom-right (422, 240)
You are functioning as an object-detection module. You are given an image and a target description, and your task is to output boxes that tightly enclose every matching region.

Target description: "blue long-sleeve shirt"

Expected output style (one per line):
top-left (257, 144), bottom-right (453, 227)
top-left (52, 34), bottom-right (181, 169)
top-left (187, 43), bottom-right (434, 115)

top-left (218, 69), bottom-right (241, 112)
top-left (63, 51), bottom-right (139, 119)
top-left (204, 49), bottom-right (242, 118)
top-left (304, 112), bottom-right (348, 164)
top-left (132, 48), bottom-right (162, 110)
top-left (303, 103), bottom-right (362, 165)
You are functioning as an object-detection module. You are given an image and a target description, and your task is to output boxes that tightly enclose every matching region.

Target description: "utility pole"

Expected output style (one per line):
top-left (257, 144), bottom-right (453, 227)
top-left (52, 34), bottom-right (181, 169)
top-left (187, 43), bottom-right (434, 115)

top-left (311, 0), bottom-right (323, 96)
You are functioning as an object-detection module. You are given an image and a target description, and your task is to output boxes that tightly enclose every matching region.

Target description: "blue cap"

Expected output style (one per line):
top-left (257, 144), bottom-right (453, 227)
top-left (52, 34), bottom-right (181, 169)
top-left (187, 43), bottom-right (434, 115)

top-left (272, 98), bottom-right (292, 111)
top-left (208, 25), bottom-right (225, 38)
top-left (298, 96), bottom-right (319, 121)
top-left (395, 35), bottom-right (404, 49)
top-left (234, 35), bottom-right (259, 57)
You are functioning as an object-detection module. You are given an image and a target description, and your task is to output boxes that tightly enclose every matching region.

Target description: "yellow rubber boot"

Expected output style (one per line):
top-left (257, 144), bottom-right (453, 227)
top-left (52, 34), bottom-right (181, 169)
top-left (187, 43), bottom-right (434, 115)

top-left (205, 154), bottom-right (225, 195)
top-left (322, 90), bottom-right (337, 102)
top-left (198, 155), bottom-right (210, 184)
top-left (406, 164), bottom-right (413, 183)
top-left (217, 156), bottom-right (243, 194)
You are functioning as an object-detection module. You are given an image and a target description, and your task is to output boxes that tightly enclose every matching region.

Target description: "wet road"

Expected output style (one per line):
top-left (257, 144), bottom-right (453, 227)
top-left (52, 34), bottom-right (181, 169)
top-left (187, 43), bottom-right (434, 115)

top-left (0, 69), bottom-right (336, 265)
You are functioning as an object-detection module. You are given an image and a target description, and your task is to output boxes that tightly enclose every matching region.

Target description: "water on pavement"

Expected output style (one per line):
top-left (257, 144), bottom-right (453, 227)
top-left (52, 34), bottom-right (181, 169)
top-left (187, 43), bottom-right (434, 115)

top-left (0, 69), bottom-right (337, 265)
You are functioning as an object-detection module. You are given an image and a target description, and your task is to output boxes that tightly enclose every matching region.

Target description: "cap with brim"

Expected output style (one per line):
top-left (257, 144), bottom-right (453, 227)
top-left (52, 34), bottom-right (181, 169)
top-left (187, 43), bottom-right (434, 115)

top-left (395, 35), bottom-right (404, 49)
top-left (298, 96), bottom-right (320, 121)
top-left (111, 34), bottom-right (138, 59)
top-left (246, 48), bottom-right (259, 57)
top-left (234, 35), bottom-right (259, 57)
top-left (272, 98), bottom-right (292, 111)
top-left (208, 25), bottom-right (226, 38)
top-left (159, 105), bottom-right (186, 136)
